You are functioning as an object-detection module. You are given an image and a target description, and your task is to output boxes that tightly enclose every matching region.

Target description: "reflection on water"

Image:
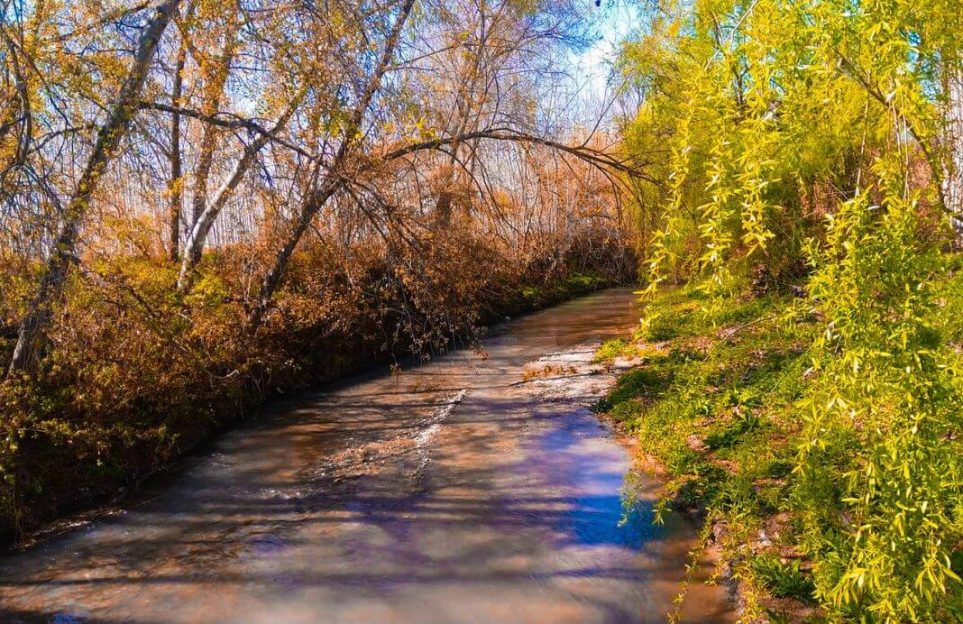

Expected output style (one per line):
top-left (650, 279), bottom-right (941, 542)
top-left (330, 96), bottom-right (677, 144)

top-left (0, 289), bottom-right (732, 624)
top-left (528, 409), bottom-right (658, 550)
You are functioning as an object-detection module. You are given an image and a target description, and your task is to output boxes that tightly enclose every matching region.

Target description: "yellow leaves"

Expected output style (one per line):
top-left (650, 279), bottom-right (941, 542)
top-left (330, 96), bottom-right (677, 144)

top-left (411, 116), bottom-right (436, 140)
top-left (183, 272), bottom-right (228, 310)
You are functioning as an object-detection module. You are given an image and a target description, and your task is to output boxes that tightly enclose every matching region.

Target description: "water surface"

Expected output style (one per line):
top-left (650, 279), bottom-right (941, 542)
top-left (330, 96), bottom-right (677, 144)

top-left (0, 289), bottom-right (732, 623)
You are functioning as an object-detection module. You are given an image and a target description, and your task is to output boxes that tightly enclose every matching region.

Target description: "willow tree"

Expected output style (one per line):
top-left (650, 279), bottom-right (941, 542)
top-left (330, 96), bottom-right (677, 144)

top-left (623, 0), bottom-right (963, 619)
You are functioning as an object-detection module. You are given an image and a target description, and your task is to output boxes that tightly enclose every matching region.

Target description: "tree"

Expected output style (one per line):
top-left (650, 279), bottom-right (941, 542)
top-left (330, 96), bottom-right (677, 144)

top-left (247, 0), bottom-right (417, 329)
top-left (177, 93), bottom-right (303, 291)
top-left (8, 0), bottom-right (182, 376)
top-left (621, 0), bottom-right (963, 617)
top-left (166, 0), bottom-right (193, 262)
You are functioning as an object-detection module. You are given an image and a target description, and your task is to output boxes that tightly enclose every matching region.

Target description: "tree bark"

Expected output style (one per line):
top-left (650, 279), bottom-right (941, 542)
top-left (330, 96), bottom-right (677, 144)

top-left (168, 26), bottom-right (188, 262)
top-left (7, 0), bottom-right (181, 377)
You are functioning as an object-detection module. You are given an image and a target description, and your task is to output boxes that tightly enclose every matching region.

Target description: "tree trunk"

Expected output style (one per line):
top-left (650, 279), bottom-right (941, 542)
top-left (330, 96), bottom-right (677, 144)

top-left (7, 0), bottom-right (181, 377)
top-left (189, 30), bottom-right (237, 227)
top-left (177, 98), bottom-right (301, 291)
top-left (247, 182), bottom-right (340, 329)
top-left (168, 31), bottom-right (188, 262)
top-left (945, 66), bottom-right (963, 223)
top-left (431, 7), bottom-right (491, 230)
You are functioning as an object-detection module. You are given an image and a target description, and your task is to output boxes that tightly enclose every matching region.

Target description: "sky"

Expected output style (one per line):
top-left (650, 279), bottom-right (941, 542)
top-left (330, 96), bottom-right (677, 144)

top-left (577, 2), bottom-right (644, 94)
top-left (552, 1), bottom-right (645, 134)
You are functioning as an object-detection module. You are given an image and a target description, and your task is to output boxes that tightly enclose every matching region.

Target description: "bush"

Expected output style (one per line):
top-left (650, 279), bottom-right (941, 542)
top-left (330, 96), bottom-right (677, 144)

top-left (751, 554), bottom-right (816, 602)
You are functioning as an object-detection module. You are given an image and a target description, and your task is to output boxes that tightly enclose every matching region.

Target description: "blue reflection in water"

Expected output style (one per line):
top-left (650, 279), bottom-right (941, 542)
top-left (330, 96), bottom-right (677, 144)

top-left (522, 407), bottom-right (664, 550)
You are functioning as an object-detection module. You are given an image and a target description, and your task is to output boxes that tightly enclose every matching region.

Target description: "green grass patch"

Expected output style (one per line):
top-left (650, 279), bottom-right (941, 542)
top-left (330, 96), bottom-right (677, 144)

top-left (751, 554), bottom-right (817, 602)
top-left (594, 367), bottom-right (674, 413)
top-left (594, 338), bottom-right (629, 362)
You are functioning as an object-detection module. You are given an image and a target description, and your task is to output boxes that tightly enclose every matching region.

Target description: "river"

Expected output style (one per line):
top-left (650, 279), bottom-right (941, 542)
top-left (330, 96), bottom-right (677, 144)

top-left (0, 289), bottom-right (732, 623)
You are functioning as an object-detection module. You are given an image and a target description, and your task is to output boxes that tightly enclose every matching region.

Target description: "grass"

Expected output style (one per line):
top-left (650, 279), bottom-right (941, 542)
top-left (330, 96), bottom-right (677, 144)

top-left (594, 280), bottom-right (820, 619)
top-left (751, 554), bottom-right (817, 602)
top-left (518, 272), bottom-right (612, 309)
top-left (594, 338), bottom-right (629, 362)
top-left (593, 367), bottom-right (674, 413)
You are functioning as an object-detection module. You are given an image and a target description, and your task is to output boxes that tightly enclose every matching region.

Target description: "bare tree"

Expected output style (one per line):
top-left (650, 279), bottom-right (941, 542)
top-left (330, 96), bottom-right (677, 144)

top-left (248, 0), bottom-right (417, 329)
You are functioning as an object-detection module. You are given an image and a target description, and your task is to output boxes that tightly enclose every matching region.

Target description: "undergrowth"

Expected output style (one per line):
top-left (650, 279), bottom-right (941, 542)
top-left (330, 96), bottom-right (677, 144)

top-left (0, 231), bottom-right (632, 542)
top-left (595, 275), bottom-right (922, 621)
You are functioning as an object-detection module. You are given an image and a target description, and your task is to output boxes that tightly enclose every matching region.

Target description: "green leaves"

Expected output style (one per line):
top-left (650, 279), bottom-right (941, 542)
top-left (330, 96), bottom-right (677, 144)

top-left (622, 0), bottom-right (963, 618)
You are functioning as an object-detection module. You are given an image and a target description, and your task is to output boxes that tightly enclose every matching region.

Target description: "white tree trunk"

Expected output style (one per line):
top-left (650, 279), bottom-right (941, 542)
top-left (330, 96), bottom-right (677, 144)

top-left (945, 67), bottom-right (963, 226)
top-left (176, 96), bottom-right (302, 291)
top-left (8, 0), bottom-right (182, 376)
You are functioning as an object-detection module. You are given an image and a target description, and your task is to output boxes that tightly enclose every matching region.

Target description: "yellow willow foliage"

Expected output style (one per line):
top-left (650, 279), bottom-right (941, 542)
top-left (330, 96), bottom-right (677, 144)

top-left (622, 0), bottom-right (963, 619)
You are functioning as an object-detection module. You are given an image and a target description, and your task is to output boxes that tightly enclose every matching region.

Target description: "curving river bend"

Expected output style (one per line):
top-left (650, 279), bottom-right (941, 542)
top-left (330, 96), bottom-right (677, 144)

top-left (0, 289), bottom-right (732, 623)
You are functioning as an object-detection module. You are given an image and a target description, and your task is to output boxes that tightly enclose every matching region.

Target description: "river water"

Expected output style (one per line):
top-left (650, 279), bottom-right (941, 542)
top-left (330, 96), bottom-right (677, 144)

top-left (0, 289), bottom-right (732, 623)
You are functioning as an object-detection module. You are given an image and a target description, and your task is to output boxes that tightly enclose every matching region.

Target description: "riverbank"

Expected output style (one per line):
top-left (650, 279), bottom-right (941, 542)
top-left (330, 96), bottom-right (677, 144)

top-left (597, 263), bottom-right (963, 623)
top-left (593, 283), bottom-right (822, 622)
top-left (0, 233), bottom-right (634, 544)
